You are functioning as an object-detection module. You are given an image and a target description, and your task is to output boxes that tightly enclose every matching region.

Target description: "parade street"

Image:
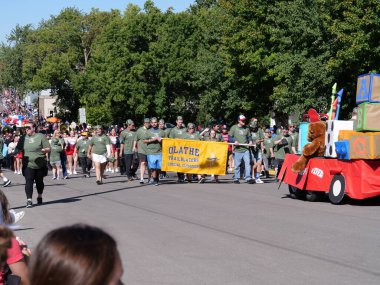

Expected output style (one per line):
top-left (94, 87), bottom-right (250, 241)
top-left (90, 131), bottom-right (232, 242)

top-left (5, 171), bottom-right (380, 285)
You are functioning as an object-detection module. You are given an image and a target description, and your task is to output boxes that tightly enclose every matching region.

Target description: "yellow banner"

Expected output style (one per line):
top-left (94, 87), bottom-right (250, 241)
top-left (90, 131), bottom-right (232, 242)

top-left (162, 138), bottom-right (228, 175)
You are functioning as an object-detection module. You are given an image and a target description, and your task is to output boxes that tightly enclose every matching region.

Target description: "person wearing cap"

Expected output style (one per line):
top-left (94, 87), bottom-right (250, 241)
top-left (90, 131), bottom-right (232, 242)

top-left (143, 117), bottom-right (166, 186)
top-left (49, 131), bottom-right (63, 180)
top-left (229, 115), bottom-right (255, 184)
top-left (15, 122), bottom-right (51, 208)
top-left (120, 119), bottom-right (138, 181)
top-left (183, 123), bottom-right (204, 183)
top-left (134, 118), bottom-right (151, 184)
top-left (76, 132), bottom-right (91, 178)
top-left (249, 118), bottom-right (264, 184)
top-left (87, 125), bottom-right (111, 185)
top-left (169, 116), bottom-right (187, 183)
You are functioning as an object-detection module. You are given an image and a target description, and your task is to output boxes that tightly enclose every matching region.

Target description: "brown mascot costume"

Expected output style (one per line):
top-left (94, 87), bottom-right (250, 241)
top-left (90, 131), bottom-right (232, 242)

top-left (291, 109), bottom-right (326, 173)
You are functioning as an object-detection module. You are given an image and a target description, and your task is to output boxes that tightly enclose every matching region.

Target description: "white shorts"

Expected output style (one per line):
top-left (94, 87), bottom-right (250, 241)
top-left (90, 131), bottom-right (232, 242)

top-left (92, 153), bottom-right (107, 163)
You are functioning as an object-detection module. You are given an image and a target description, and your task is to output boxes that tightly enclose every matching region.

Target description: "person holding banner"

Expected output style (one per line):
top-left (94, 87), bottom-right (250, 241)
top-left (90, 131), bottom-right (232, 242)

top-left (158, 119), bottom-right (169, 179)
top-left (143, 117), bottom-right (166, 186)
top-left (204, 130), bottom-right (221, 183)
top-left (169, 116), bottom-right (187, 183)
top-left (184, 123), bottom-right (203, 183)
top-left (229, 115), bottom-right (255, 184)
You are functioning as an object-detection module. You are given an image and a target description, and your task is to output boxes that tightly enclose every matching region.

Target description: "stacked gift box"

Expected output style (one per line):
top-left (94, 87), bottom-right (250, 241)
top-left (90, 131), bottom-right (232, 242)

top-left (334, 73), bottom-right (380, 160)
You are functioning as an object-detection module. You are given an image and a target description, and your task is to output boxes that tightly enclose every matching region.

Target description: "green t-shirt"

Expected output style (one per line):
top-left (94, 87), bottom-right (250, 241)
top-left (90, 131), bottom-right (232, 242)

top-left (76, 139), bottom-right (90, 158)
top-left (0, 138), bottom-right (4, 160)
top-left (136, 127), bottom-right (150, 155)
top-left (184, 133), bottom-right (201, 140)
top-left (50, 139), bottom-right (63, 162)
top-left (203, 131), bottom-right (223, 142)
top-left (144, 128), bottom-right (166, 155)
top-left (263, 138), bottom-right (273, 158)
top-left (169, 126), bottom-right (186, 139)
top-left (144, 128), bottom-right (166, 154)
top-left (290, 132), bottom-right (299, 153)
top-left (229, 124), bottom-right (251, 153)
top-left (272, 134), bottom-right (294, 160)
top-left (23, 133), bottom-right (50, 169)
top-left (89, 135), bottom-right (110, 155)
top-left (120, 130), bottom-right (136, 155)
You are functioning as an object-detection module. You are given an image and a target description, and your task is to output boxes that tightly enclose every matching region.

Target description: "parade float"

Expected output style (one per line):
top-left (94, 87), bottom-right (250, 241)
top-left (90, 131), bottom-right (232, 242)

top-left (278, 74), bottom-right (380, 204)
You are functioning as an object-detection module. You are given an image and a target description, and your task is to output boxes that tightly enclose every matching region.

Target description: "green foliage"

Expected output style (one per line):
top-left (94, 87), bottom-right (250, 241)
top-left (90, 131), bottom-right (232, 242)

top-left (1, 0), bottom-right (379, 124)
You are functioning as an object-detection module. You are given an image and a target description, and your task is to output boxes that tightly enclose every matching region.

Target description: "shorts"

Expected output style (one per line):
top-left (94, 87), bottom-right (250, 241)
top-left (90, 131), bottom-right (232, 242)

top-left (250, 149), bottom-right (262, 163)
top-left (50, 161), bottom-right (62, 167)
top-left (138, 153), bottom-right (148, 163)
top-left (92, 153), bottom-right (107, 164)
top-left (147, 154), bottom-right (162, 169)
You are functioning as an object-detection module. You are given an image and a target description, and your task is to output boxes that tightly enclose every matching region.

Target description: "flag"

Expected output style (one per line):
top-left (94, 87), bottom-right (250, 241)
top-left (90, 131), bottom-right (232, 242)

top-left (162, 138), bottom-right (228, 175)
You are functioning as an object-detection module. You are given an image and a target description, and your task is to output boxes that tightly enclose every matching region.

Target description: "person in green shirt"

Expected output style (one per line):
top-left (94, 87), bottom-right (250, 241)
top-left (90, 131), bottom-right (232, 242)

top-left (49, 131), bottom-right (63, 180)
top-left (76, 132), bottom-right (92, 178)
top-left (229, 115), bottom-right (254, 184)
top-left (289, 124), bottom-right (299, 154)
top-left (270, 126), bottom-right (295, 179)
top-left (184, 123), bottom-right (204, 183)
top-left (134, 118), bottom-right (151, 184)
top-left (87, 125), bottom-right (111, 185)
top-left (249, 118), bottom-right (264, 184)
top-left (0, 135), bottom-right (11, 187)
top-left (143, 117), bottom-right (166, 186)
top-left (158, 119), bottom-right (170, 179)
top-left (16, 122), bottom-right (51, 208)
top-left (119, 119), bottom-right (138, 181)
top-left (262, 129), bottom-right (274, 178)
top-left (201, 123), bottom-right (223, 142)
top-left (169, 116), bottom-right (187, 183)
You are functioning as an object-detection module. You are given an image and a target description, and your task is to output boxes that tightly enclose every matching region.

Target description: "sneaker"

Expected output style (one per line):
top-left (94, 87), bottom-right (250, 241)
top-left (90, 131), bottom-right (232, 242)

top-left (14, 170), bottom-right (17, 174)
top-left (37, 197), bottom-right (43, 205)
top-left (13, 211), bottom-right (25, 223)
top-left (233, 180), bottom-right (240, 184)
top-left (67, 171), bottom-right (72, 175)
top-left (52, 176), bottom-right (57, 180)
top-left (154, 181), bottom-right (159, 186)
top-left (198, 177), bottom-right (206, 184)
top-left (96, 180), bottom-right (102, 185)
top-left (247, 179), bottom-right (255, 184)
top-left (115, 168), bottom-right (119, 173)
top-left (140, 179), bottom-right (144, 184)
top-left (3, 180), bottom-right (11, 187)
top-left (111, 169), bottom-right (115, 174)
top-left (64, 176), bottom-right (69, 180)
top-left (148, 180), bottom-right (154, 185)
top-left (255, 178), bottom-right (264, 184)
top-left (26, 200), bottom-right (33, 208)
top-left (17, 171), bottom-right (21, 175)
top-left (86, 174), bottom-right (90, 178)
top-left (73, 170), bottom-right (78, 175)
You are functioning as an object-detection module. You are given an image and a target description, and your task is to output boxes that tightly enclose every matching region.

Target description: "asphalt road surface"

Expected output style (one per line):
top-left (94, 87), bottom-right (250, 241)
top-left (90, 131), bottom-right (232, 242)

top-left (4, 170), bottom-right (380, 285)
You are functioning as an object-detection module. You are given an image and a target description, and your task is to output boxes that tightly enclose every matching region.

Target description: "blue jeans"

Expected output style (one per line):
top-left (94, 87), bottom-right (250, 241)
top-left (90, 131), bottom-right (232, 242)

top-left (234, 150), bottom-right (252, 181)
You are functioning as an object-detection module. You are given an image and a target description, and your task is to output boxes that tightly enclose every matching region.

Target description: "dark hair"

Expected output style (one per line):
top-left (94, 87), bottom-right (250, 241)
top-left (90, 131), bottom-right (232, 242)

top-left (0, 226), bottom-right (13, 266)
top-left (0, 190), bottom-right (12, 224)
top-left (29, 224), bottom-right (119, 285)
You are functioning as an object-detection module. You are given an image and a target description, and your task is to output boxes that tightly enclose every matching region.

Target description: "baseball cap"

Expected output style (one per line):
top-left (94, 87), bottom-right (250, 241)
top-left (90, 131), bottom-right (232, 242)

top-left (159, 119), bottom-right (165, 124)
top-left (238, 115), bottom-right (246, 121)
top-left (187, 123), bottom-right (195, 128)
top-left (143, 118), bottom-right (150, 123)
top-left (126, 119), bottom-right (134, 125)
top-left (177, 116), bottom-right (183, 121)
top-left (222, 125), bottom-right (228, 130)
top-left (150, 117), bottom-right (158, 122)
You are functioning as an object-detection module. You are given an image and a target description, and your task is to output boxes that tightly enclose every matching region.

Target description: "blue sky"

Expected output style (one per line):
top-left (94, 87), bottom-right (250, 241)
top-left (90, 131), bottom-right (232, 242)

top-left (1, 0), bottom-right (195, 43)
